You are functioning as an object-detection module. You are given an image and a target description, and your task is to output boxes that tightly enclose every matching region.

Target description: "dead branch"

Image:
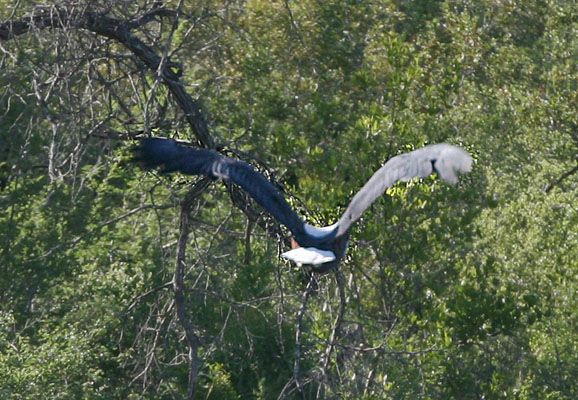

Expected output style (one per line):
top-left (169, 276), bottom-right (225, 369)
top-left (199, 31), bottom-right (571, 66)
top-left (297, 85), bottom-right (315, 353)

top-left (0, 6), bottom-right (214, 148)
top-left (173, 178), bottom-right (211, 399)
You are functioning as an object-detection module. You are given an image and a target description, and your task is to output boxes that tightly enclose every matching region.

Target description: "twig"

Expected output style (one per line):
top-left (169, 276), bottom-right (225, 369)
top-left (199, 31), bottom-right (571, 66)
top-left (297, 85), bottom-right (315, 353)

top-left (124, 281), bottom-right (173, 314)
top-left (26, 203), bottom-right (174, 262)
top-left (283, 0), bottom-right (305, 46)
top-left (243, 218), bottom-right (254, 265)
top-left (0, 6), bottom-right (215, 148)
top-left (544, 162), bottom-right (578, 193)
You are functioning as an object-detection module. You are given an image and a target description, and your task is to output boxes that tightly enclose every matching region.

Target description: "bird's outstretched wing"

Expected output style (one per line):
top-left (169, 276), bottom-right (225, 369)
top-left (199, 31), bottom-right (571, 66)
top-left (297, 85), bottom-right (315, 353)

top-left (134, 138), bottom-right (313, 244)
top-left (336, 143), bottom-right (472, 236)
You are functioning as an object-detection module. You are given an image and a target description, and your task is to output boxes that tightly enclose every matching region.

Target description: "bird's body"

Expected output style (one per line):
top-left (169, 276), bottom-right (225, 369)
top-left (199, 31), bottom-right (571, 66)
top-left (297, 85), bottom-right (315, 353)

top-left (134, 138), bottom-right (472, 272)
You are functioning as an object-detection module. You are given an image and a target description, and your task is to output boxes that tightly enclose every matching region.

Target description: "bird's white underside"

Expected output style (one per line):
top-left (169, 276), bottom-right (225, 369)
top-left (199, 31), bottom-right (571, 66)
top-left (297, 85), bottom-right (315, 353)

top-left (303, 222), bottom-right (338, 238)
top-left (281, 247), bottom-right (337, 265)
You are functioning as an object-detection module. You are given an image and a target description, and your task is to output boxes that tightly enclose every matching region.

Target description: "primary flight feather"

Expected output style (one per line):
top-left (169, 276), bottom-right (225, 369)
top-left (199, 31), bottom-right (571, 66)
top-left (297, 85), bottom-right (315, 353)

top-left (134, 138), bottom-right (472, 272)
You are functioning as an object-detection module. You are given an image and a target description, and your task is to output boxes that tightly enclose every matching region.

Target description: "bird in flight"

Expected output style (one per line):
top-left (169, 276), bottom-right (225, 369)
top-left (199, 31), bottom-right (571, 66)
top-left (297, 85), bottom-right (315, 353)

top-left (133, 138), bottom-right (472, 273)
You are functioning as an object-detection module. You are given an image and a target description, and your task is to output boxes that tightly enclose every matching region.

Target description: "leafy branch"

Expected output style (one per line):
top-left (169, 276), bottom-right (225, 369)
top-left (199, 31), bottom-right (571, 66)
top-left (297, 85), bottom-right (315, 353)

top-left (26, 203), bottom-right (174, 262)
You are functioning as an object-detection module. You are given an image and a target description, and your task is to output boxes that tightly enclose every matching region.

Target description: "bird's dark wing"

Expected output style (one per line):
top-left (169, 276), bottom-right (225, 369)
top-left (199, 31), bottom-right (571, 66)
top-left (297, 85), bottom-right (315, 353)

top-left (336, 143), bottom-right (472, 236)
top-left (134, 138), bottom-right (313, 244)
top-left (133, 137), bottom-right (218, 176)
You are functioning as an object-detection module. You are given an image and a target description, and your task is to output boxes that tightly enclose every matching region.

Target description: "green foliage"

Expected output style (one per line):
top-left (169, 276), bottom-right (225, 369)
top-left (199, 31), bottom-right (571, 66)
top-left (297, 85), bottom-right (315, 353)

top-left (1, 0), bottom-right (577, 398)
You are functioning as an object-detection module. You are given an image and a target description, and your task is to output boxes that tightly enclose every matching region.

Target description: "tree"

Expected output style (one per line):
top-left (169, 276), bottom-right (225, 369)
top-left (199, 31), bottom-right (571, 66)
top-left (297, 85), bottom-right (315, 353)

top-left (1, 0), bottom-right (577, 399)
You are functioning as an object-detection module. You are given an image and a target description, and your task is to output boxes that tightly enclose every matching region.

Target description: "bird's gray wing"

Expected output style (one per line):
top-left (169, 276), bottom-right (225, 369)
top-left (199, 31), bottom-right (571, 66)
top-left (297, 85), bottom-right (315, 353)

top-left (336, 143), bottom-right (472, 236)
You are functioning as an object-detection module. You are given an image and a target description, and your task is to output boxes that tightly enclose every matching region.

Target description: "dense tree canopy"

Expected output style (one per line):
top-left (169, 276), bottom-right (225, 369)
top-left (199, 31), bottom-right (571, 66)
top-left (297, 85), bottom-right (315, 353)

top-left (0, 0), bottom-right (576, 399)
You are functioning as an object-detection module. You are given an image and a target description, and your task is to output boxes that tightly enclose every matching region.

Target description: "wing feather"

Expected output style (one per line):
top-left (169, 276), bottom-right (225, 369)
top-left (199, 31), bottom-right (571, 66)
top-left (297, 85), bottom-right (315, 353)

top-left (134, 138), bottom-right (313, 244)
top-left (219, 158), bottom-right (312, 243)
top-left (336, 143), bottom-right (472, 236)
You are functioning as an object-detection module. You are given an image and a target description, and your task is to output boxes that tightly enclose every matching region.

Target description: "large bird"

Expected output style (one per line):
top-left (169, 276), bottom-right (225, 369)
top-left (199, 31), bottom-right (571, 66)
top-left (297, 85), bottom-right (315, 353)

top-left (133, 138), bottom-right (472, 273)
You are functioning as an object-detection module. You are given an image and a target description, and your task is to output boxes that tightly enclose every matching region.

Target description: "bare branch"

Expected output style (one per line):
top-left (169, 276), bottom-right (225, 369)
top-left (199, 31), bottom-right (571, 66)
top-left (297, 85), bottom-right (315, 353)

top-left (278, 275), bottom-right (317, 400)
top-left (124, 281), bottom-right (173, 314)
top-left (127, 8), bottom-right (179, 30)
top-left (0, 7), bottom-right (215, 148)
top-left (317, 270), bottom-right (347, 396)
top-left (26, 203), bottom-right (175, 262)
top-left (173, 178), bottom-right (211, 400)
top-left (243, 218), bottom-right (254, 265)
top-left (0, 9), bottom-right (68, 40)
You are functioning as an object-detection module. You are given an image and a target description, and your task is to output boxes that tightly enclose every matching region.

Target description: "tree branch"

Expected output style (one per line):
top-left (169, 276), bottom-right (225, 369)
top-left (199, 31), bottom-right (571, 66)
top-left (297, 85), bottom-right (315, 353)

top-left (278, 275), bottom-right (316, 400)
top-left (0, 7), bottom-right (215, 149)
top-left (1, 8), bottom-right (303, 258)
top-left (544, 162), bottom-right (578, 193)
top-left (173, 178), bottom-right (211, 400)
top-left (318, 270), bottom-right (347, 396)
top-left (26, 203), bottom-right (174, 262)
top-left (0, 9), bottom-right (68, 40)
